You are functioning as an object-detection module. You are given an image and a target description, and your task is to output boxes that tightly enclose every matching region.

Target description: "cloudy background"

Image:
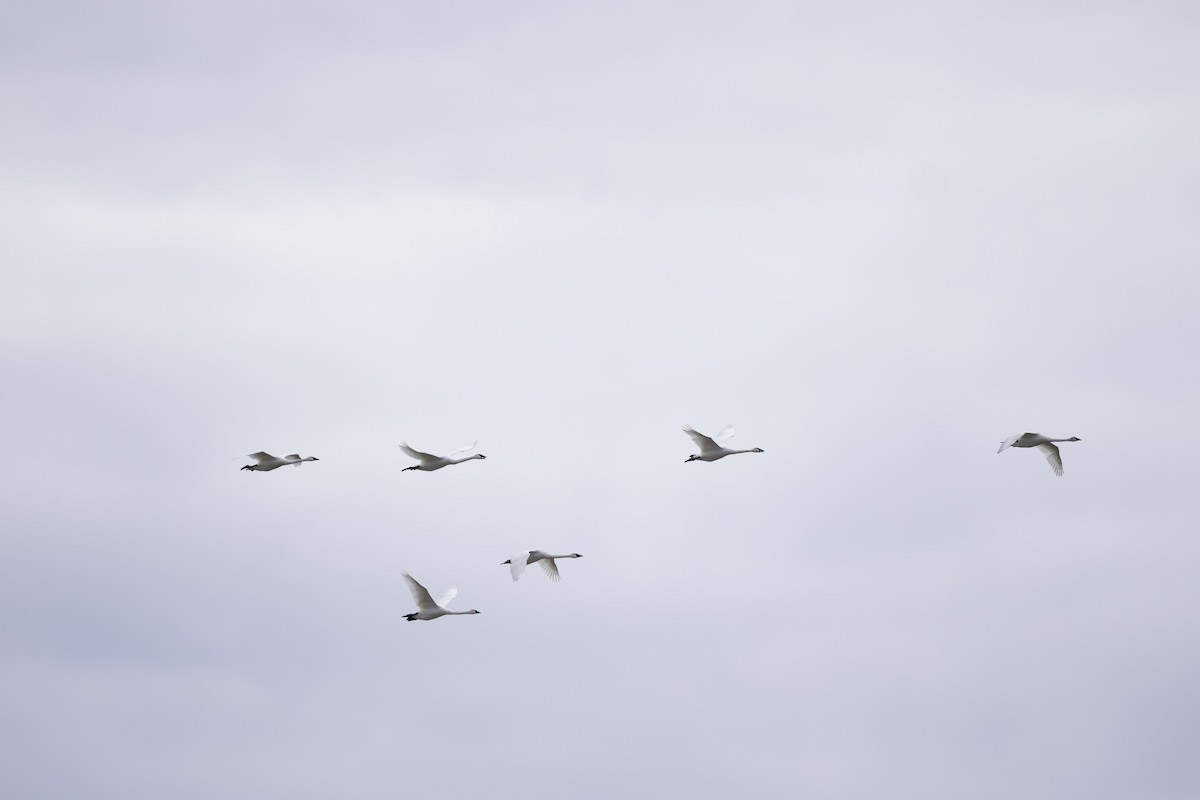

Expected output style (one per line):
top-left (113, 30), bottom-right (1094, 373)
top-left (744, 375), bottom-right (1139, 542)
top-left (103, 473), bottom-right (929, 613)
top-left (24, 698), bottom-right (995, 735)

top-left (3, 1), bottom-right (1199, 797)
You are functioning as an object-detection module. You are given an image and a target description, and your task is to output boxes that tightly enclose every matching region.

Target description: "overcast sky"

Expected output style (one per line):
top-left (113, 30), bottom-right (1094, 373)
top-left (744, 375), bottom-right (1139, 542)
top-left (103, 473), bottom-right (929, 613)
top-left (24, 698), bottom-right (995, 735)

top-left (3, 1), bottom-right (1200, 798)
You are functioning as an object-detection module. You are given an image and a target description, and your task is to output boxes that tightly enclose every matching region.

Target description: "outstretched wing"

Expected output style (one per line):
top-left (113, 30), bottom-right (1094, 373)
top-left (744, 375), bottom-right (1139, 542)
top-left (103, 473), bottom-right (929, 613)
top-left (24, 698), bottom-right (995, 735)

top-left (445, 441), bottom-right (478, 457)
top-left (997, 435), bottom-right (1019, 454)
top-left (402, 573), bottom-right (438, 610)
top-left (247, 451), bottom-right (274, 462)
top-left (435, 586), bottom-right (458, 609)
top-left (399, 442), bottom-right (437, 463)
top-left (713, 424), bottom-right (735, 444)
top-left (284, 454), bottom-right (301, 462)
top-left (538, 558), bottom-right (561, 582)
top-left (682, 426), bottom-right (721, 455)
top-left (1038, 443), bottom-right (1064, 476)
top-left (508, 554), bottom-right (529, 582)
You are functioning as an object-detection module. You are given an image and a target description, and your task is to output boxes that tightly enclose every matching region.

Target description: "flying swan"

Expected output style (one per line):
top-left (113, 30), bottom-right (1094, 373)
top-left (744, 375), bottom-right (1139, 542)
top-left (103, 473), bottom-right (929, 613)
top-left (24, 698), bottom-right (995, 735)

top-left (502, 551), bottom-right (583, 582)
top-left (682, 425), bottom-right (764, 463)
top-left (997, 432), bottom-right (1082, 476)
top-left (399, 441), bottom-right (487, 471)
top-left (402, 573), bottom-right (481, 621)
top-left (240, 452), bottom-right (320, 472)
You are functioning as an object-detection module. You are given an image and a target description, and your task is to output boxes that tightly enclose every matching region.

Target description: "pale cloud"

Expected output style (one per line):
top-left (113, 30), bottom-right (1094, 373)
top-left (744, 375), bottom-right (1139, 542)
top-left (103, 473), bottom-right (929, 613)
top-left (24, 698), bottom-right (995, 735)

top-left (3, 2), bottom-right (1199, 798)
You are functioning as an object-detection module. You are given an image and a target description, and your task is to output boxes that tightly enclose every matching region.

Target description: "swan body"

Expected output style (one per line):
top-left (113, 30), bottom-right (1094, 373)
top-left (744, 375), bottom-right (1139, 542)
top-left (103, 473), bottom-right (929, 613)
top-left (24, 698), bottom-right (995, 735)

top-left (502, 551), bottom-right (582, 582)
top-left (997, 432), bottom-right (1081, 476)
top-left (402, 573), bottom-right (480, 621)
top-left (682, 425), bottom-right (764, 463)
top-left (399, 441), bottom-right (487, 471)
top-left (240, 452), bottom-right (319, 471)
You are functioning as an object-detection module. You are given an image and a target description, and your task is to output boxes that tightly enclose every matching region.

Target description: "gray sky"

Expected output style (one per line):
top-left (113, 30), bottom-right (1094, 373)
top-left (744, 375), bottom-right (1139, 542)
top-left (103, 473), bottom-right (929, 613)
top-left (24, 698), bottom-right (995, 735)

top-left (3, 1), bottom-right (1199, 797)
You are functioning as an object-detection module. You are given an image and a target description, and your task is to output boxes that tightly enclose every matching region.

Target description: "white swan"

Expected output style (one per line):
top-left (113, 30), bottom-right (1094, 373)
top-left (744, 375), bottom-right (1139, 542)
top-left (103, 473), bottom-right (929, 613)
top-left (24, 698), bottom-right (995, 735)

top-left (997, 432), bottom-right (1082, 476)
top-left (402, 573), bottom-right (481, 621)
top-left (682, 425), bottom-right (764, 463)
top-left (240, 452), bottom-right (320, 472)
top-left (502, 551), bottom-right (582, 582)
top-left (399, 441), bottom-right (487, 471)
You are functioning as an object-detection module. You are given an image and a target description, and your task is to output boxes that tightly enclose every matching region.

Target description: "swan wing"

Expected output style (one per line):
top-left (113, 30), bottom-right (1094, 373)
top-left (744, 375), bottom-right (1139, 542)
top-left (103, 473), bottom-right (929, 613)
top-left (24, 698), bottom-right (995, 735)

top-left (436, 586), bottom-right (458, 609)
top-left (284, 454), bottom-right (301, 462)
top-left (682, 426), bottom-right (721, 455)
top-left (444, 441), bottom-right (477, 457)
top-left (997, 435), bottom-right (1019, 454)
top-left (714, 424), bottom-right (735, 443)
top-left (538, 558), bottom-right (561, 582)
top-left (402, 573), bottom-right (438, 610)
top-left (247, 451), bottom-right (274, 462)
top-left (508, 555), bottom-right (529, 582)
top-left (1037, 443), bottom-right (1064, 476)
top-left (399, 442), bottom-right (437, 463)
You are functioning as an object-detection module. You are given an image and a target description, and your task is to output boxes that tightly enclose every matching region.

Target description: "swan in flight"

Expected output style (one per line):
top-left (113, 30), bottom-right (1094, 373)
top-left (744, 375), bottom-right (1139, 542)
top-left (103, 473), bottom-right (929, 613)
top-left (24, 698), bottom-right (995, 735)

top-left (399, 441), bottom-right (487, 471)
top-left (682, 425), bottom-right (764, 463)
top-left (240, 452), bottom-right (320, 471)
top-left (402, 573), bottom-right (481, 621)
top-left (502, 551), bottom-right (582, 582)
top-left (997, 432), bottom-right (1081, 476)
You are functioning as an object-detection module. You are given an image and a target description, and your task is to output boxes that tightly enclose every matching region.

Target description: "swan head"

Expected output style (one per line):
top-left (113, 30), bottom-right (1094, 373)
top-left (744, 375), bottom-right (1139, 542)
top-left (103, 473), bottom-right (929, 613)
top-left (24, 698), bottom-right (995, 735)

top-left (752, 447), bottom-right (765, 453)
top-left (572, 553), bottom-right (582, 558)
top-left (467, 609), bottom-right (481, 614)
top-left (473, 454), bottom-right (487, 460)
top-left (1068, 437), bottom-right (1081, 442)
